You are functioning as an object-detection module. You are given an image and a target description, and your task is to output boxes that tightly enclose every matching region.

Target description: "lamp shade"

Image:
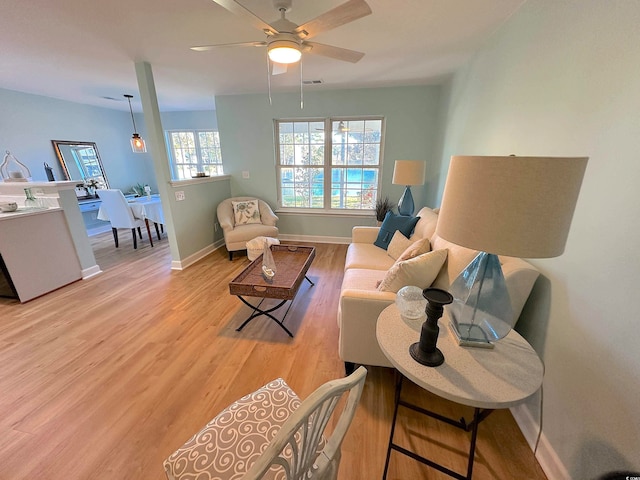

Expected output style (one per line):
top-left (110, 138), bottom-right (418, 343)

top-left (392, 160), bottom-right (426, 186)
top-left (436, 156), bottom-right (588, 258)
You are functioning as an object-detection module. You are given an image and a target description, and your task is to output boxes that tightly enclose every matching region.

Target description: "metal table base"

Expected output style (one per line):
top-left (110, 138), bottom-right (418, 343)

top-left (235, 275), bottom-right (314, 337)
top-left (383, 373), bottom-right (493, 480)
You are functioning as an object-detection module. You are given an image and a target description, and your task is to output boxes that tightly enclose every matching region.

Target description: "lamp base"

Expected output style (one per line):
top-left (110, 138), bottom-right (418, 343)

top-left (447, 321), bottom-right (495, 349)
top-left (409, 342), bottom-right (444, 366)
top-left (448, 252), bottom-right (514, 346)
top-left (397, 186), bottom-right (414, 216)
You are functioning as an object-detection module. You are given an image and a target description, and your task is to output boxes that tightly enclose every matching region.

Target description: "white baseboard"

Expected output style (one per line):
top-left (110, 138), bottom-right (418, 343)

top-left (510, 404), bottom-right (571, 480)
top-left (278, 234), bottom-right (350, 244)
top-left (170, 240), bottom-right (224, 270)
top-left (81, 264), bottom-right (102, 279)
top-left (170, 235), bottom-right (347, 270)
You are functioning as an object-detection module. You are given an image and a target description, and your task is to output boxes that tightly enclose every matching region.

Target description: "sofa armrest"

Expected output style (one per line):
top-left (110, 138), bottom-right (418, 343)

top-left (352, 226), bottom-right (380, 244)
top-left (338, 288), bottom-right (397, 367)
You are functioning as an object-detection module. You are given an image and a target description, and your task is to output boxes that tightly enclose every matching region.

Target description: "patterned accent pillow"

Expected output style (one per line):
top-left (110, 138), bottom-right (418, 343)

top-left (377, 249), bottom-right (448, 293)
top-left (164, 378), bottom-right (324, 480)
top-left (232, 199), bottom-right (261, 226)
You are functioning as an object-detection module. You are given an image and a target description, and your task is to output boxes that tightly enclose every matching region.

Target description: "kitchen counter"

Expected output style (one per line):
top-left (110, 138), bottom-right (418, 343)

top-left (0, 206), bottom-right (62, 221)
top-left (0, 207), bottom-right (82, 302)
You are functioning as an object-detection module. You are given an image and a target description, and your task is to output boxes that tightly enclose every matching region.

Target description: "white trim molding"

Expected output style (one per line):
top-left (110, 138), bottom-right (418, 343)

top-left (278, 234), bottom-right (350, 245)
top-left (511, 404), bottom-right (570, 480)
top-left (81, 264), bottom-right (102, 280)
top-left (170, 240), bottom-right (225, 270)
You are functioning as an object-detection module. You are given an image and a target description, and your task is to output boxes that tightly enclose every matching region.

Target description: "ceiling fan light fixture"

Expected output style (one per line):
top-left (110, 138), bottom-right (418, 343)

top-left (268, 39), bottom-right (302, 64)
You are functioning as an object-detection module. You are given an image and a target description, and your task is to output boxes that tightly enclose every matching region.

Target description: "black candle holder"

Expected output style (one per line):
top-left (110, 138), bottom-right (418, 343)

top-left (409, 287), bottom-right (454, 367)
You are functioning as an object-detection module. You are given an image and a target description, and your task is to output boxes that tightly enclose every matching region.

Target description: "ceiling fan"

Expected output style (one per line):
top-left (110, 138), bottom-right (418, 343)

top-left (191, 0), bottom-right (372, 70)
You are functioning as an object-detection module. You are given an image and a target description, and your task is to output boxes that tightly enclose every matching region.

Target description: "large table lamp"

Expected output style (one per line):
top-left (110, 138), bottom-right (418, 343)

top-left (392, 160), bottom-right (426, 216)
top-left (436, 155), bottom-right (588, 347)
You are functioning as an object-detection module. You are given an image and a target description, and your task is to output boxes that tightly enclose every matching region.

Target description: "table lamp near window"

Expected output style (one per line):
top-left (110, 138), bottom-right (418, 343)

top-left (392, 160), bottom-right (426, 216)
top-left (436, 155), bottom-right (588, 347)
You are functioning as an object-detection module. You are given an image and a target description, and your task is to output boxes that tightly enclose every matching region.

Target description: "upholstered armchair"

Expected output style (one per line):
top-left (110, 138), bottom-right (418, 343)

top-left (217, 196), bottom-right (279, 260)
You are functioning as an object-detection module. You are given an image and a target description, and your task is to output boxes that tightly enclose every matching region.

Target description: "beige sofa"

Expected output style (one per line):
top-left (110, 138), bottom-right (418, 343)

top-left (337, 207), bottom-right (540, 373)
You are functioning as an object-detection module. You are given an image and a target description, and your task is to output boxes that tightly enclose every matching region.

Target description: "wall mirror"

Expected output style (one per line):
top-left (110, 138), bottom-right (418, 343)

top-left (51, 140), bottom-right (109, 188)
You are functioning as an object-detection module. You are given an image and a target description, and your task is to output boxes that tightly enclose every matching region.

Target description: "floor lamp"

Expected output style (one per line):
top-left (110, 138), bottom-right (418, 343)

top-left (392, 160), bottom-right (426, 216)
top-left (436, 155), bottom-right (588, 346)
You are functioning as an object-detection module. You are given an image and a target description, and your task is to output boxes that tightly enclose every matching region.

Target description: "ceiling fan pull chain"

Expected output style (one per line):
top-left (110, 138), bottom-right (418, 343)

top-left (300, 57), bottom-right (304, 109)
top-left (267, 56), bottom-right (273, 106)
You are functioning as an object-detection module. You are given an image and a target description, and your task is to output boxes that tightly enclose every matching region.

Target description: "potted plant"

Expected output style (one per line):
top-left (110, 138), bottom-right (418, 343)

top-left (375, 196), bottom-right (395, 225)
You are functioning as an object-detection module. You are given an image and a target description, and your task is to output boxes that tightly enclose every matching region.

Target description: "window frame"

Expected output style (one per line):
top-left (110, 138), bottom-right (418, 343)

top-left (165, 129), bottom-right (224, 180)
top-left (274, 116), bottom-right (385, 214)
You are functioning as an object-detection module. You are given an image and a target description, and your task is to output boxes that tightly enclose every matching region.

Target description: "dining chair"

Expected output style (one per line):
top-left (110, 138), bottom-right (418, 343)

top-left (163, 366), bottom-right (367, 480)
top-left (97, 189), bottom-right (153, 249)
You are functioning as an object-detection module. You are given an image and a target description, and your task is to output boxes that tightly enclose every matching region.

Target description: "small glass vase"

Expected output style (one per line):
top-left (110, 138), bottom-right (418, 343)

top-left (24, 188), bottom-right (40, 209)
top-left (261, 241), bottom-right (277, 282)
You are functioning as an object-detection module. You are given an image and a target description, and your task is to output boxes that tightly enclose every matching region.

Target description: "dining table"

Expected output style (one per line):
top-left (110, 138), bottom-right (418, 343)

top-left (97, 194), bottom-right (165, 240)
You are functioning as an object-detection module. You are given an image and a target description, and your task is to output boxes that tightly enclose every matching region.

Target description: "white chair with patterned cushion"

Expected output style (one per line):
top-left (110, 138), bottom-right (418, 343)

top-left (217, 196), bottom-right (279, 260)
top-left (163, 366), bottom-right (367, 480)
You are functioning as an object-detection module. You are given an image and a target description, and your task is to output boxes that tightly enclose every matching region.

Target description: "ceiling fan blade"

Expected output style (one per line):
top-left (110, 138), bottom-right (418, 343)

top-left (190, 41), bottom-right (266, 51)
top-left (304, 42), bottom-right (365, 63)
top-left (210, 0), bottom-right (279, 35)
top-left (294, 0), bottom-right (372, 39)
top-left (271, 62), bottom-right (288, 75)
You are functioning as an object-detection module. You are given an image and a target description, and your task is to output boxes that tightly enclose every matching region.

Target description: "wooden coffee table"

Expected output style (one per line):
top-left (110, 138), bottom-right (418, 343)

top-left (228, 245), bottom-right (315, 337)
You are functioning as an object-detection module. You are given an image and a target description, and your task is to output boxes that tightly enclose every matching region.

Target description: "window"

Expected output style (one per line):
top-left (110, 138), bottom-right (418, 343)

top-left (275, 117), bottom-right (384, 211)
top-left (166, 130), bottom-right (223, 180)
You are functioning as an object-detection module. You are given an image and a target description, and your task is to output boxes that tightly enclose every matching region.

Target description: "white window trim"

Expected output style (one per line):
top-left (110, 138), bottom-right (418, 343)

top-left (165, 129), bottom-right (224, 180)
top-left (274, 116), bottom-right (386, 212)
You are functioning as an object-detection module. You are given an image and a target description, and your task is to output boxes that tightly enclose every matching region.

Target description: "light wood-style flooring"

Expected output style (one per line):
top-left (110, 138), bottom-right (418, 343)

top-left (0, 233), bottom-right (547, 479)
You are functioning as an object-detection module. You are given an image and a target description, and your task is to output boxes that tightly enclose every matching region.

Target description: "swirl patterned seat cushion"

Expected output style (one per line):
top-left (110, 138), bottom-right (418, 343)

top-left (163, 378), bottom-right (324, 480)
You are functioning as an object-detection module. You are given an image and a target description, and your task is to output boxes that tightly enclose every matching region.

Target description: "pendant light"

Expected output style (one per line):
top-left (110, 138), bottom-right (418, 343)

top-left (124, 94), bottom-right (147, 153)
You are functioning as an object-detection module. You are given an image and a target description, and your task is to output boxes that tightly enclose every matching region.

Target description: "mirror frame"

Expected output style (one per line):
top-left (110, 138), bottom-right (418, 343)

top-left (51, 140), bottom-right (110, 188)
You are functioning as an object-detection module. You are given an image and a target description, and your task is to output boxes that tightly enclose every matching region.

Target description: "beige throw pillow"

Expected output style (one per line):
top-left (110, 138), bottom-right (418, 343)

top-left (377, 249), bottom-right (448, 293)
top-left (397, 237), bottom-right (431, 262)
top-left (232, 199), bottom-right (261, 225)
top-left (387, 231), bottom-right (413, 260)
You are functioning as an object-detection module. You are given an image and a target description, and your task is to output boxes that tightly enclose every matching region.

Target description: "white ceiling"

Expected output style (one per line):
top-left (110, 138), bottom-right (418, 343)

top-left (0, 0), bottom-right (524, 112)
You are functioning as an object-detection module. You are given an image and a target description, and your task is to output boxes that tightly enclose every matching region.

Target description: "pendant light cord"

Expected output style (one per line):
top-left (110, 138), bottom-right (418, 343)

top-left (125, 94), bottom-right (139, 134)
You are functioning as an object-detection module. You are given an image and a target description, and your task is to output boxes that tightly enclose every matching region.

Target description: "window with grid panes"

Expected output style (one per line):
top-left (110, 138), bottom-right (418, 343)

top-left (275, 118), bottom-right (384, 211)
top-left (166, 130), bottom-right (224, 180)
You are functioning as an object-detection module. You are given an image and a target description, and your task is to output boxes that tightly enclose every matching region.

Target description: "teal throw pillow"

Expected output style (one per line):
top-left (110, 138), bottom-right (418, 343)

top-left (374, 211), bottom-right (420, 250)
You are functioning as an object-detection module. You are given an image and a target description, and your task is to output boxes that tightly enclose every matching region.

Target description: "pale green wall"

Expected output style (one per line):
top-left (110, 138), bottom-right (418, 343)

top-left (438, 1), bottom-right (640, 477)
top-left (215, 85), bottom-right (441, 238)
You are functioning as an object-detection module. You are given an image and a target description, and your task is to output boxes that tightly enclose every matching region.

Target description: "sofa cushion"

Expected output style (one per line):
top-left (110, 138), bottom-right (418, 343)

top-left (345, 243), bottom-right (395, 271)
top-left (377, 249), bottom-right (448, 293)
top-left (411, 207), bottom-right (439, 240)
top-left (341, 268), bottom-right (388, 293)
top-left (387, 231), bottom-right (413, 260)
top-left (374, 212), bottom-right (420, 250)
top-left (431, 234), bottom-right (480, 290)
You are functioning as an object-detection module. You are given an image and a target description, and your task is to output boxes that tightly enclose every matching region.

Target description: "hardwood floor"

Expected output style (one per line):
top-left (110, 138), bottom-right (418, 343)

top-left (0, 234), bottom-right (547, 480)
